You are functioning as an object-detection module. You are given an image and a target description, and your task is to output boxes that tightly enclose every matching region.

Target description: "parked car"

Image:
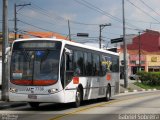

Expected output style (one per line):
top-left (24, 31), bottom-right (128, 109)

top-left (129, 74), bottom-right (139, 80)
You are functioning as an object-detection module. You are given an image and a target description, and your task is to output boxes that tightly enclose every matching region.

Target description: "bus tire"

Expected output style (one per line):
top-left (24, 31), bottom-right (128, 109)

top-left (29, 102), bottom-right (39, 108)
top-left (106, 86), bottom-right (111, 101)
top-left (74, 87), bottom-right (82, 108)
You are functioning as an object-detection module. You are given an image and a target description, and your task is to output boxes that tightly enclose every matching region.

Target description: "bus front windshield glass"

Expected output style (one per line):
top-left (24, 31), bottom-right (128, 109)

top-left (10, 41), bottom-right (61, 85)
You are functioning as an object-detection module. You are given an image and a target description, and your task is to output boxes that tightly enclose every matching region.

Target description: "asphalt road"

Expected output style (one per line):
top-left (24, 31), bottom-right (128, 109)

top-left (0, 91), bottom-right (160, 120)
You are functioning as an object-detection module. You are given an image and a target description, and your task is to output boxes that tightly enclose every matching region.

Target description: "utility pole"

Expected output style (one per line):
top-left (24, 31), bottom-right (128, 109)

top-left (14, 3), bottom-right (31, 40)
top-left (2, 0), bottom-right (9, 101)
top-left (68, 20), bottom-right (71, 41)
top-left (122, 0), bottom-right (128, 88)
top-left (14, 3), bottom-right (17, 40)
top-left (138, 31), bottom-right (141, 72)
top-left (99, 23), bottom-right (111, 49)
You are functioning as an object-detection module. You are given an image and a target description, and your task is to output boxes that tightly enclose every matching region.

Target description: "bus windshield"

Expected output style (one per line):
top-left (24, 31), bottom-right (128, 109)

top-left (10, 41), bottom-right (62, 86)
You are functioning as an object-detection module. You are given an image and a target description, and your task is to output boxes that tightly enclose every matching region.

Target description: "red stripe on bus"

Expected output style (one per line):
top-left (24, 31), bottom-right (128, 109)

top-left (11, 80), bottom-right (57, 85)
top-left (11, 80), bottom-right (32, 85)
top-left (33, 80), bottom-right (57, 85)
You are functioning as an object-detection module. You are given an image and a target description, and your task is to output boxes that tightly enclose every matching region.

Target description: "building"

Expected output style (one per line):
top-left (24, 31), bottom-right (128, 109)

top-left (120, 30), bottom-right (160, 75)
top-left (146, 55), bottom-right (160, 72)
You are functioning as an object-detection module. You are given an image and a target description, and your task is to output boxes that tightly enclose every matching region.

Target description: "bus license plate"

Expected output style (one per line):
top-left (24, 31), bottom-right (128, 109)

top-left (28, 94), bottom-right (37, 99)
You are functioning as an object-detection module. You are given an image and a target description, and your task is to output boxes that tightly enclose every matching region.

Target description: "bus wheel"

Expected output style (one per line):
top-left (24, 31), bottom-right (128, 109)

top-left (106, 86), bottom-right (111, 101)
top-left (29, 102), bottom-right (39, 108)
top-left (74, 88), bottom-right (81, 108)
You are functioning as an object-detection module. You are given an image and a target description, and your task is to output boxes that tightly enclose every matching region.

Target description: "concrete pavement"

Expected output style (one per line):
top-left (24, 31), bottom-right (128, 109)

top-left (0, 101), bottom-right (27, 110)
top-left (0, 90), bottom-right (27, 110)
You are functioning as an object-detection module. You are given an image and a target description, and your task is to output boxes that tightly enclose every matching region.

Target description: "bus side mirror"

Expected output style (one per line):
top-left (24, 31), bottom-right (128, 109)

top-left (5, 47), bottom-right (11, 63)
top-left (65, 48), bottom-right (73, 58)
top-left (65, 48), bottom-right (72, 55)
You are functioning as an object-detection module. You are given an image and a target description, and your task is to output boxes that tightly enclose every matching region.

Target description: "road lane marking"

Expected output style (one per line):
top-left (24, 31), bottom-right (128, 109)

top-left (50, 93), bottom-right (160, 120)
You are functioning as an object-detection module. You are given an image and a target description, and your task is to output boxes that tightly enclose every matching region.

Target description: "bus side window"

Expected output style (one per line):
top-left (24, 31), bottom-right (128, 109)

top-left (112, 56), bottom-right (119, 72)
top-left (87, 53), bottom-right (92, 76)
top-left (66, 53), bottom-right (73, 71)
top-left (92, 54), bottom-right (100, 76)
top-left (101, 55), bottom-right (107, 76)
top-left (73, 51), bottom-right (84, 76)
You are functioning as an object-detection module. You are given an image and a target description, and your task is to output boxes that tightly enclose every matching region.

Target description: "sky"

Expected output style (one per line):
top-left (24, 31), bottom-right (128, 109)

top-left (1, 0), bottom-right (160, 47)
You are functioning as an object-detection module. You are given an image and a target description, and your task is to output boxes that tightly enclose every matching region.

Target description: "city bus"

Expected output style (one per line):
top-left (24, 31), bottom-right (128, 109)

top-left (8, 38), bottom-right (120, 108)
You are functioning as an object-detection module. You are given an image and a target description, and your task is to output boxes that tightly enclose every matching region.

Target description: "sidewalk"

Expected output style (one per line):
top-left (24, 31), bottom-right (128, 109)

top-left (120, 82), bottom-right (157, 93)
top-left (120, 82), bottom-right (143, 93)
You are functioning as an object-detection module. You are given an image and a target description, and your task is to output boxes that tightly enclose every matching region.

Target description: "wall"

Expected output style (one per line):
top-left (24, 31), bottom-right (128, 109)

top-left (146, 55), bottom-right (160, 72)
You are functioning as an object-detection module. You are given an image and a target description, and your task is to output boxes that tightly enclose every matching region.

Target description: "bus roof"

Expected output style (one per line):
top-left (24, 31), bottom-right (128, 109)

top-left (12, 38), bottom-right (119, 56)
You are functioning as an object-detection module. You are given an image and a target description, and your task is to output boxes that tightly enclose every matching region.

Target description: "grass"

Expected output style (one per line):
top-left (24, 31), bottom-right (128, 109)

top-left (127, 87), bottom-right (133, 92)
top-left (134, 82), bottom-right (160, 90)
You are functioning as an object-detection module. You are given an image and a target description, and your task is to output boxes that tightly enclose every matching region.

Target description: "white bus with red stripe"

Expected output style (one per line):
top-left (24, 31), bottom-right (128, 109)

top-left (9, 38), bottom-right (119, 108)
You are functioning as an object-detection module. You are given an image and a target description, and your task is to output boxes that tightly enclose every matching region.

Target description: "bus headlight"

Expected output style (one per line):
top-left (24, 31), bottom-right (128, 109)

top-left (48, 88), bottom-right (58, 94)
top-left (9, 88), bottom-right (18, 93)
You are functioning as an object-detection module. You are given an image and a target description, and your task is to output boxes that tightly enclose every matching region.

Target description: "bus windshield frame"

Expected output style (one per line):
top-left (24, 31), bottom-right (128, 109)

top-left (10, 40), bottom-right (62, 86)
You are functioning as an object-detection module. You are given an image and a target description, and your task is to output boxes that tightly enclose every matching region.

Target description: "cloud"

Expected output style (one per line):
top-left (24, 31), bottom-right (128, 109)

top-left (61, 13), bottom-right (77, 21)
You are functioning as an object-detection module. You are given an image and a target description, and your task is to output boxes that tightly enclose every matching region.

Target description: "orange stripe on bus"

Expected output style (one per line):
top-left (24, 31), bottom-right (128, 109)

top-left (73, 77), bottom-right (79, 84)
top-left (106, 73), bottom-right (111, 81)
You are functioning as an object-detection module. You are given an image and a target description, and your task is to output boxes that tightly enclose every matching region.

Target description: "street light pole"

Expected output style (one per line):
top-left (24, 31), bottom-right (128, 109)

top-left (99, 23), bottom-right (111, 49)
top-left (138, 31), bottom-right (141, 71)
top-left (68, 20), bottom-right (71, 41)
top-left (2, 0), bottom-right (9, 101)
top-left (122, 0), bottom-right (128, 88)
top-left (14, 3), bottom-right (17, 40)
top-left (14, 3), bottom-right (31, 40)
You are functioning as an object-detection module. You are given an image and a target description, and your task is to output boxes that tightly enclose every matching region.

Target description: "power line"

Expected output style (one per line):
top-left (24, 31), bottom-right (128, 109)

top-left (19, 20), bottom-right (67, 36)
top-left (74, 0), bottom-right (122, 23)
top-left (19, 20), bottom-right (52, 32)
top-left (27, 6), bottom-right (65, 25)
top-left (32, 2), bottom-right (65, 21)
top-left (20, 3), bottom-right (101, 34)
top-left (30, 2), bottom-right (100, 28)
top-left (74, 0), bottom-right (143, 31)
top-left (18, 13), bottom-right (56, 26)
top-left (126, 19), bottom-right (159, 24)
top-left (127, 0), bottom-right (160, 24)
top-left (139, 0), bottom-right (160, 17)
top-left (27, 2), bottom-right (67, 26)
top-left (70, 20), bottom-right (98, 26)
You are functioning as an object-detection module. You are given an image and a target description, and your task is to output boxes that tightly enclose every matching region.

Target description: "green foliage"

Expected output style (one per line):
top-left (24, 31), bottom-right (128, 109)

top-left (134, 82), bottom-right (160, 90)
top-left (137, 72), bottom-right (160, 85)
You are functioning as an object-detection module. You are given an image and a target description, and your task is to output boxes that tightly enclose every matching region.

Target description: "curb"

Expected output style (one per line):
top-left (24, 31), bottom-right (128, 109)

top-left (120, 88), bottom-right (158, 94)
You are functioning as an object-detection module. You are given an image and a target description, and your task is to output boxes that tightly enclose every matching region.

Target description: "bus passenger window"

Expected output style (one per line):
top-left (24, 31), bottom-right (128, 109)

top-left (86, 53), bottom-right (92, 76)
top-left (103, 55), bottom-right (112, 72)
top-left (93, 54), bottom-right (100, 76)
top-left (73, 51), bottom-right (84, 76)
